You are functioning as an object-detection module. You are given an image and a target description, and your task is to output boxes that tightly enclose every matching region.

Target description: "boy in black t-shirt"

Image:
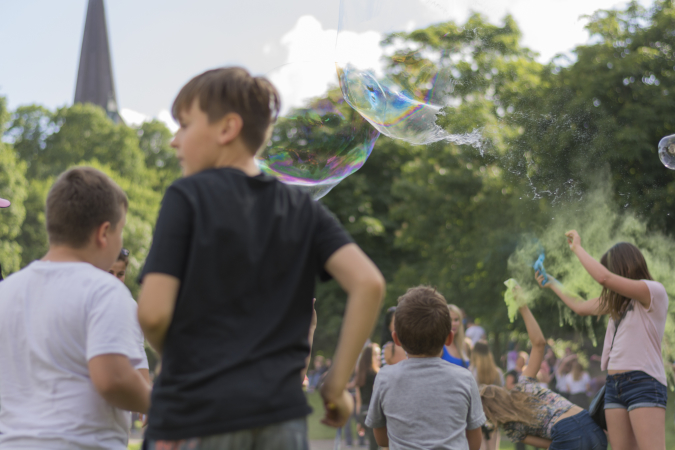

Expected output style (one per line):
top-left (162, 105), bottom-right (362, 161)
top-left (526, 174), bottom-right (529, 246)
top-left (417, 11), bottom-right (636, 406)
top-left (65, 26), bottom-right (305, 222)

top-left (137, 67), bottom-right (385, 449)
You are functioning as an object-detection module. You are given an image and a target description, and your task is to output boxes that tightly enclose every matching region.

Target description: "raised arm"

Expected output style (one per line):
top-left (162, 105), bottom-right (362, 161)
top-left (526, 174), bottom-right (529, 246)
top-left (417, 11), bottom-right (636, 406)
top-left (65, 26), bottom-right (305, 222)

top-left (320, 244), bottom-right (385, 427)
top-left (536, 271), bottom-right (604, 317)
top-left (565, 230), bottom-right (651, 308)
top-left (519, 305), bottom-right (546, 380)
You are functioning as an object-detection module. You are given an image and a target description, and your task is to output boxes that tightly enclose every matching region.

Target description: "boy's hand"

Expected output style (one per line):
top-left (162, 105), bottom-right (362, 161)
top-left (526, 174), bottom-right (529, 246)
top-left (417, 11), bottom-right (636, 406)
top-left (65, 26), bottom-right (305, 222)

top-left (319, 388), bottom-right (353, 428)
top-left (565, 230), bottom-right (581, 252)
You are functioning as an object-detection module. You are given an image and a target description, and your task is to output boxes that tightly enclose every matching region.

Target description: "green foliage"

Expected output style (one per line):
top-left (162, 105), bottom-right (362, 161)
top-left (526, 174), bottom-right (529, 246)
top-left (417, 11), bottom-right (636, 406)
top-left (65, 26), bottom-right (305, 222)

top-left (137, 120), bottom-right (181, 192)
top-left (1, 99), bottom-right (176, 301)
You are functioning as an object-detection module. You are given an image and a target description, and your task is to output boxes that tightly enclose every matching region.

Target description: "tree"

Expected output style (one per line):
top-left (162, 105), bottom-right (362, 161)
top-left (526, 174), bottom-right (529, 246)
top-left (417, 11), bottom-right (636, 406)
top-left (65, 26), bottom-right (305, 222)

top-left (0, 97), bottom-right (28, 275)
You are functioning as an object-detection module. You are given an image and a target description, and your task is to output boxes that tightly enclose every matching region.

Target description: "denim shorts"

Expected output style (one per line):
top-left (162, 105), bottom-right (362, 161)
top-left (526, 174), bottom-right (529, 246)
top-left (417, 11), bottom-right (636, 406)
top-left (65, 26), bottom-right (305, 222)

top-left (549, 410), bottom-right (607, 450)
top-left (605, 370), bottom-right (667, 411)
top-left (144, 417), bottom-right (308, 450)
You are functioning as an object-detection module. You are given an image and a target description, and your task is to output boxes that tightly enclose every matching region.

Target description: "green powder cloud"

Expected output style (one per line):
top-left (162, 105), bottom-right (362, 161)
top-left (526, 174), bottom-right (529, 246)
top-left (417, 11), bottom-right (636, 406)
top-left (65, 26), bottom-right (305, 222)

top-left (507, 176), bottom-right (675, 384)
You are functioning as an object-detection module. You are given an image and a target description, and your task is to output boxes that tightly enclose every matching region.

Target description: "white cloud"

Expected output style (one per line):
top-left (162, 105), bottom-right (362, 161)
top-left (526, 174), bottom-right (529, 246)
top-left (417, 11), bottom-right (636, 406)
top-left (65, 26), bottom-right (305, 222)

top-left (157, 110), bottom-right (179, 133)
top-left (119, 108), bottom-right (178, 133)
top-left (120, 108), bottom-right (149, 127)
top-left (267, 15), bottom-right (383, 114)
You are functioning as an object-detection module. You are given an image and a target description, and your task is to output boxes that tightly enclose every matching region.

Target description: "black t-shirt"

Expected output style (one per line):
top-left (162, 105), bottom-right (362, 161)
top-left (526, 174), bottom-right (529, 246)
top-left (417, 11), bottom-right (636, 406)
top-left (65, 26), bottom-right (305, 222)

top-left (140, 168), bottom-right (353, 439)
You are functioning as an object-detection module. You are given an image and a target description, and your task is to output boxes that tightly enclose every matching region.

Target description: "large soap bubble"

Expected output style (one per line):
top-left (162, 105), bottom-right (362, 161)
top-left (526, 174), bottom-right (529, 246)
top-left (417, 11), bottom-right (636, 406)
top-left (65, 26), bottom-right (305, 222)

top-left (658, 134), bottom-right (675, 170)
top-left (336, 0), bottom-right (481, 147)
top-left (257, 62), bottom-right (380, 199)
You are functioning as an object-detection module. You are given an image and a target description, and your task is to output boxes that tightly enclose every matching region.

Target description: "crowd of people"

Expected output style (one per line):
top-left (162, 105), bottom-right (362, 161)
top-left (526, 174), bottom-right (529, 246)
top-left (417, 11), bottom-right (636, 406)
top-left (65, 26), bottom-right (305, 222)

top-left (0, 66), bottom-right (669, 450)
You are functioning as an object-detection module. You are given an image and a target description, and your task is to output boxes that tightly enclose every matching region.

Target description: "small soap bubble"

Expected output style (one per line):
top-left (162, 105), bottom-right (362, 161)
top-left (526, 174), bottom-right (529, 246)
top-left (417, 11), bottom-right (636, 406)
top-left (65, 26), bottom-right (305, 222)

top-left (658, 134), bottom-right (675, 170)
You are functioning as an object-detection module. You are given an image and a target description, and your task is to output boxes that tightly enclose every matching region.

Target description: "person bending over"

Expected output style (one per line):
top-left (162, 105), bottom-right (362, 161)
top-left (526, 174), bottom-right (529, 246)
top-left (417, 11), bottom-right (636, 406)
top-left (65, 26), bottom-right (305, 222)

top-left (366, 286), bottom-right (485, 450)
top-left (480, 299), bottom-right (606, 450)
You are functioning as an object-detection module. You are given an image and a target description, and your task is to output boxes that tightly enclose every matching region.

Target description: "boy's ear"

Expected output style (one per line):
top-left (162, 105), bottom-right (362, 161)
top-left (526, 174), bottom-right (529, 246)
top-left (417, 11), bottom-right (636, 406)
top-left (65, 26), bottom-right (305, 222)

top-left (216, 112), bottom-right (244, 146)
top-left (93, 221), bottom-right (112, 249)
top-left (392, 330), bottom-right (403, 348)
top-left (445, 330), bottom-right (454, 347)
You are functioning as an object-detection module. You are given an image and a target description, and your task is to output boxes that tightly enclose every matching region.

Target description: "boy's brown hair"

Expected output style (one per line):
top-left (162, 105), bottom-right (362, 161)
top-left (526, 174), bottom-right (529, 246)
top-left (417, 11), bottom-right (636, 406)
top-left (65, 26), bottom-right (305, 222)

top-left (394, 286), bottom-right (451, 356)
top-left (172, 67), bottom-right (281, 154)
top-left (46, 167), bottom-right (128, 248)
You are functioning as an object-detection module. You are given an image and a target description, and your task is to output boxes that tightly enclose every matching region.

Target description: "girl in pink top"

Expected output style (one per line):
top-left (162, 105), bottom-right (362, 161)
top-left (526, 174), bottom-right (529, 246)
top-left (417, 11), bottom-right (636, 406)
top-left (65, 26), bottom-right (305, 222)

top-left (536, 230), bottom-right (668, 450)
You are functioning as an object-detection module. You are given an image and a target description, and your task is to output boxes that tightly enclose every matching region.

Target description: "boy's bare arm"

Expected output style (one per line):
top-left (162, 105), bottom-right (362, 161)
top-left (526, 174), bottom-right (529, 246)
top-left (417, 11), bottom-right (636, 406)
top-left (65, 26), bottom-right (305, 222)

top-left (466, 427), bottom-right (482, 450)
top-left (137, 273), bottom-right (180, 355)
top-left (373, 427), bottom-right (389, 447)
top-left (89, 354), bottom-right (151, 413)
top-left (320, 244), bottom-right (385, 426)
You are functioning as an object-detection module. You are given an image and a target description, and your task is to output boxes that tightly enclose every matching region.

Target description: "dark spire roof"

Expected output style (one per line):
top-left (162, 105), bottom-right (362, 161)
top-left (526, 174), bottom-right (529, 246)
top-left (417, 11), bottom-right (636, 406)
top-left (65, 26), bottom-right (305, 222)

top-left (74, 0), bottom-right (121, 123)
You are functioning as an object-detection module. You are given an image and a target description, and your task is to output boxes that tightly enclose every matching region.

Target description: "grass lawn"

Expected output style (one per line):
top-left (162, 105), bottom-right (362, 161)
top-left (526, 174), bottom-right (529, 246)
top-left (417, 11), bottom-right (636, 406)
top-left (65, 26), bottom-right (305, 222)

top-left (129, 390), bottom-right (675, 449)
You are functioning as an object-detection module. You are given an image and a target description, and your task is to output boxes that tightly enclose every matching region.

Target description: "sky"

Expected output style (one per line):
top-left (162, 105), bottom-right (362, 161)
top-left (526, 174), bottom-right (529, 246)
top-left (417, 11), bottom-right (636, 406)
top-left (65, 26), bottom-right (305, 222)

top-left (0, 0), bottom-right (653, 131)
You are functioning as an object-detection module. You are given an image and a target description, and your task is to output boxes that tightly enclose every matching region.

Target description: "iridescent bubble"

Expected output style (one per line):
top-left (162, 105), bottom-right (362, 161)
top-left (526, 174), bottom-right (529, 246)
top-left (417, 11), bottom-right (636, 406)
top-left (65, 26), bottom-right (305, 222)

top-left (0, 198), bottom-right (9, 208)
top-left (335, 0), bottom-right (482, 147)
top-left (257, 62), bottom-right (379, 199)
top-left (658, 134), bottom-right (675, 170)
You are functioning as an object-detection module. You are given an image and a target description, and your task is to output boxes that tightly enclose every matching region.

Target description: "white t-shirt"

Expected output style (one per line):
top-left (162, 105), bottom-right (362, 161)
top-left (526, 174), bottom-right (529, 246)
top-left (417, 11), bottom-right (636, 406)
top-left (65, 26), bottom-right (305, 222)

top-left (0, 261), bottom-right (148, 450)
top-left (465, 325), bottom-right (486, 345)
top-left (563, 372), bottom-right (590, 395)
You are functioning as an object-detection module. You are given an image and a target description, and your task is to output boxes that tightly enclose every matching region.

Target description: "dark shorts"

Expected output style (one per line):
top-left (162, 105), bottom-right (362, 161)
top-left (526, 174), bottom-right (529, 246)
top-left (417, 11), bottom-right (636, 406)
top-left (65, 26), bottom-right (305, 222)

top-left (605, 370), bottom-right (667, 412)
top-left (143, 418), bottom-right (308, 450)
top-left (550, 410), bottom-right (607, 450)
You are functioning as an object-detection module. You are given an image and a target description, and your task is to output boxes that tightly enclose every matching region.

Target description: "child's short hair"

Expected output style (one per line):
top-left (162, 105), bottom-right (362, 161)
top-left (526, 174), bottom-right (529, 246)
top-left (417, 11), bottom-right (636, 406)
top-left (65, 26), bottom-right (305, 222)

top-left (46, 167), bottom-right (128, 248)
top-left (394, 286), bottom-right (451, 356)
top-left (172, 67), bottom-right (281, 154)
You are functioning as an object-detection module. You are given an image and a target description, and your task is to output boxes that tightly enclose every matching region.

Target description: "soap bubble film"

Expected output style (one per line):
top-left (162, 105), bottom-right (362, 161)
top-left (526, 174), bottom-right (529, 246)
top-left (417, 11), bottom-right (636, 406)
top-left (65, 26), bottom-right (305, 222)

top-left (336, 0), bottom-right (482, 147)
top-left (658, 134), bottom-right (675, 170)
top-left (257, 62), bottom-right (379, 199)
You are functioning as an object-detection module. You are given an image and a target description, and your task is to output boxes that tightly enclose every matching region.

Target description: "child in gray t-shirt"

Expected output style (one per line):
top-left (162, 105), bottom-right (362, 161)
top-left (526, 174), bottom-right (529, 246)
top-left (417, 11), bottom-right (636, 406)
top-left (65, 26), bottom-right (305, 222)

top-left (366, 286), bottom-right (485, 450)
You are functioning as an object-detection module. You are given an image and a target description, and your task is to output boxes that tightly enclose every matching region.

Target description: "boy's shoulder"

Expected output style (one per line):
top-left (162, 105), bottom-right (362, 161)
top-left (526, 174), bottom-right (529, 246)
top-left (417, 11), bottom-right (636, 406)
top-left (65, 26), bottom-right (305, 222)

top-left (169, 168), bottom-right (314, 205)
top-left (1, 261), bottom-right (126, 296)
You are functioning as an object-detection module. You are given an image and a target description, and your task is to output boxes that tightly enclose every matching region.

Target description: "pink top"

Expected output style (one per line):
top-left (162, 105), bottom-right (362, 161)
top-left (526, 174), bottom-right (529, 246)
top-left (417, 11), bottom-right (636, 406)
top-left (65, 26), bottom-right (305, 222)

top-left (601, 280), bottom-right (668, 386)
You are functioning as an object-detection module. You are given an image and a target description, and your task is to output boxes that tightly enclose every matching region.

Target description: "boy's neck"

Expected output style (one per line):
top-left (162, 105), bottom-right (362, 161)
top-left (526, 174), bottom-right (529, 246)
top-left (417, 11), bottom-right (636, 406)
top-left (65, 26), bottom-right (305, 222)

top-left (214, 143), bottom-right (261, 177)
top-left (42, 245), bottom-right (100, 268)
top-left (406, 350), bottom-right (444, 359)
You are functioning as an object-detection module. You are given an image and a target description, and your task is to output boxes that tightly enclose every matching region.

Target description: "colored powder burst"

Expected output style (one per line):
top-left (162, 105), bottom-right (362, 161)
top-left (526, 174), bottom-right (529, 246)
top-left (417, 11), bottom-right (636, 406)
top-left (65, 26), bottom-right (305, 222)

top-left (256, 95), bottom-right (380, 200)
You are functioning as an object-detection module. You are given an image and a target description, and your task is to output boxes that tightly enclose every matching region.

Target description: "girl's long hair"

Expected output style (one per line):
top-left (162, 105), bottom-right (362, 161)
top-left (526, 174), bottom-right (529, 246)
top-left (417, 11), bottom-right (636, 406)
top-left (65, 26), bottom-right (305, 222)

top-left (356, 344), bottom-right (379, 387)
top-left (599, 242), bottom-right (652, 321)
top-left (480, 385), bottom-right (542, 427)
top-left (448, 304), bottom-right (467, 360)
top-left (471, 342), bottom-right (501, 386)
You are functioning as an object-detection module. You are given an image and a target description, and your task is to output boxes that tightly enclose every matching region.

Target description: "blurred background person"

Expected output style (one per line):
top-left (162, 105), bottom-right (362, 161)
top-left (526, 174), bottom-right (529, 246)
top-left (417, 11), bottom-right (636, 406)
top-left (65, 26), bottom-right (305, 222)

top-left (356, 343), bottom-right (381, 450)
top-left (442, 304), bottom-right (470, 368)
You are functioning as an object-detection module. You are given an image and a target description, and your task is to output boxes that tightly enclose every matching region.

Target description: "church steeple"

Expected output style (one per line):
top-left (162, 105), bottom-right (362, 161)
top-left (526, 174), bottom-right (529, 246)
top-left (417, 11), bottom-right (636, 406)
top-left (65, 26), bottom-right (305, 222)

top-left (74, 0), bottom-right (121, 123)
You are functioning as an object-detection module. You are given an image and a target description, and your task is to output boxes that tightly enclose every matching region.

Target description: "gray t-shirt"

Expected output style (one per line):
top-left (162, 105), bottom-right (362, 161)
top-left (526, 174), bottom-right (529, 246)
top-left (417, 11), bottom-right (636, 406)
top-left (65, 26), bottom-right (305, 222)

top-left (366, 357), bottom-right (486, 450)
